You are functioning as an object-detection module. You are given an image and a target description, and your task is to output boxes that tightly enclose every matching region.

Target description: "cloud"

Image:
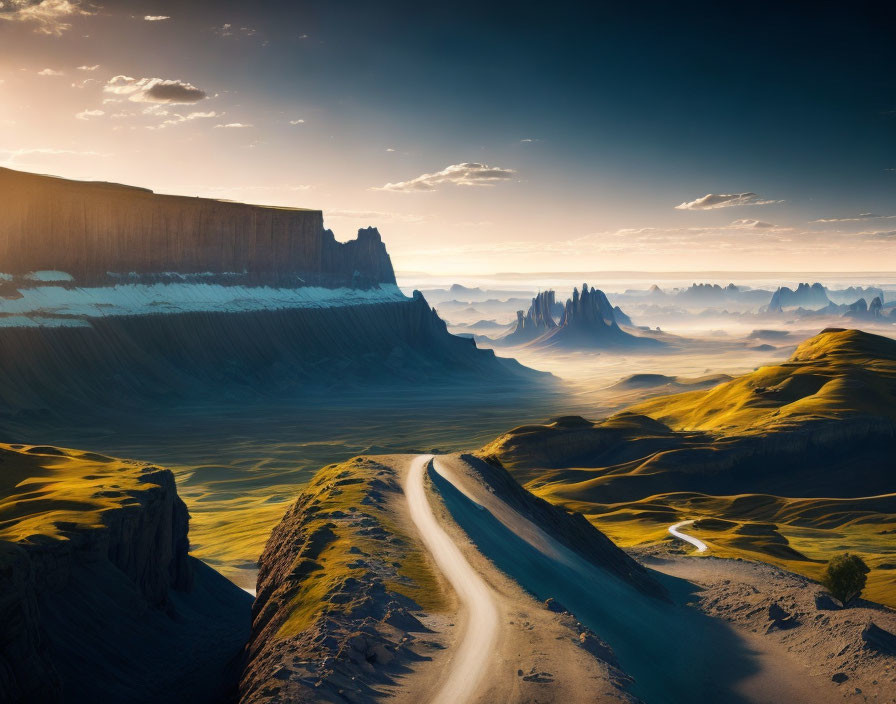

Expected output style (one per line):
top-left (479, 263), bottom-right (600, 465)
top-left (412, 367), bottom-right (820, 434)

top-left (856, 229), bottom-right (896, 240)
top-left (144, 15), bottom-right (170, 21)
top-left (729, 218), bottom-right (775, 229)
top-left (0, 0), bottom-right (91, 36)
top-left (376, 162), bottom-right (516, 192)
top-left (0, 147), bottom-right (108, 165)
top-left (215, 122), bottom-right (252, 128)
top-left (71, 77), bottom-right (98, 89)
top-left (289, 118), bottom-right (305, 125)
top-left (214, 23), bottom-right (258, 38)
top-left (811, 213), bottom-right (896, 223)
top-left (75, 109), bottom-right (104, 120)
top-left (157, 110), bottom-right (219, 127)
top-left (77, 64), bottom-right (99, 71)
top-left (38, 68), bottom-right (63, 76)
top-left (104, 76), bottom-right (207, 104)
top-left (326, 209), bottom-right (426, 224)
top-left (675, 192), bottom-right (782, 210)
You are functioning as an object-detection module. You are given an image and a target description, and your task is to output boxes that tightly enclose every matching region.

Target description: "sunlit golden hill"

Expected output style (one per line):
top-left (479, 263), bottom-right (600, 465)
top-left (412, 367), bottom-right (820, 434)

top-left (481, 328), bottom-right (896, 606)
top-left (628, 328), bottom-right (896, 435)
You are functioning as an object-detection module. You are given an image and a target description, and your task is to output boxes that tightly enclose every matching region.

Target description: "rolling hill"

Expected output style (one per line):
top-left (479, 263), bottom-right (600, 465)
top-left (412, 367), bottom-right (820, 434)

top-left (481, 328), bottom-right (896, 606)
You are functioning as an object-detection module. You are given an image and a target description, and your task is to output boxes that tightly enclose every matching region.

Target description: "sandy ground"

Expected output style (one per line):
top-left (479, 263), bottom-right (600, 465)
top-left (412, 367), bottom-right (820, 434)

top-left (641, 551), bottom-right (896, 703)
top-left (378, 453), bottom-right (896, 703)
top-left (387, 454), bottom-right (639, 704)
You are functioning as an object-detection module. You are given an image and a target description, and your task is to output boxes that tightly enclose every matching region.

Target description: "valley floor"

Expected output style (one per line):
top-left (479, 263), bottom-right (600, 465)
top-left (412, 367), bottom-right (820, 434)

top-left (377, 454), bottom-right (892, 703)
top-left (640, 550), bottom-right (896, 703)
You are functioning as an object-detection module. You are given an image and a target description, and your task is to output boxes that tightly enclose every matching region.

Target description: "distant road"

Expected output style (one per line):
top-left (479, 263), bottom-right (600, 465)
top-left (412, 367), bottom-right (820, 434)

top-left (404, 455), bottom-right (500, 704)
top-left (668, 520), bottom-right (708, 552)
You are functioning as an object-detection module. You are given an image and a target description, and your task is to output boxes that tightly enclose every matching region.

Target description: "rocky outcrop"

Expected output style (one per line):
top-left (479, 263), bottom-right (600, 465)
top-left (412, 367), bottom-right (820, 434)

top-left (0, 444), bottom-right (251, 703)
top-left (767, 282), bottom-right (831, 311)
top-left (527, 284), bottom-right (660, 349)
top-left (845, 296), bottom-right (885, 320)
top-left (828, 286), bottom-right (885, 304)
top-left (0, 167), bottom-right (394, 287)
top-left (238, 457), bottom-right (444, 704)
top-left (501, 290), bottom-right (560, 345)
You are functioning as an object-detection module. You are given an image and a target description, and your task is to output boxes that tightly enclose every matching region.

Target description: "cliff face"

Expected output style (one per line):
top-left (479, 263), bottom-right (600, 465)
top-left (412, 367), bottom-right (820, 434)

top-left (0, 169), bottom-right (543, 413)
top-left (0, 444), bottom-right (251, 703)
top-left (0, 168), bottom-right (394, 287)
top-left (0, 292), bottom-right (542, 413)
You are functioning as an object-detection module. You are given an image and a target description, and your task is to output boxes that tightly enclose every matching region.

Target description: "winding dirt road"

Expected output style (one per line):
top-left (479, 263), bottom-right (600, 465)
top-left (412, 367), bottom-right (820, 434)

top-left (404, 454), bottom-right (501, 704)
top-left (668, 519), bottom-right (708, 552)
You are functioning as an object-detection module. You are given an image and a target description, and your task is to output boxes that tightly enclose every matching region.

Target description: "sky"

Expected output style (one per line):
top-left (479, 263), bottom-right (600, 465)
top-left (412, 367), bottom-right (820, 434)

top-left (1, 0), bottom-right (895, 274)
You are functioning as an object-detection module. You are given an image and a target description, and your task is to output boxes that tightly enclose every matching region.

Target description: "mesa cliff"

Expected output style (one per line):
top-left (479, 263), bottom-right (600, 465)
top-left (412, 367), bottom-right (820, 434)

top-left (0, 167), bottom-right (394, 287)
top-left (0, 443), bottom-right (251, 703)
top-left (0, 169), bottom-right (544, 417)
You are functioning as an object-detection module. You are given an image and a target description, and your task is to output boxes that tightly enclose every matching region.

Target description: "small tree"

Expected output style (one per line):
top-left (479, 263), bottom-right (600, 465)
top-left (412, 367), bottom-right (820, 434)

top-left (821, 553), bottom-right (870, 606)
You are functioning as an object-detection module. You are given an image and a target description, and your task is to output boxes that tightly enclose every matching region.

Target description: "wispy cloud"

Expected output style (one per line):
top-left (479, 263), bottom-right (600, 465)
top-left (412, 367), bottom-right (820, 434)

top-left (144, 15), bottom-right (170, 21)
top-left (75, 109), bottom-right (104, 120)
top-left (215, 122), bottom-right (252, 128)
top-left (0, 0), bottom-right (91, 36)
top-left (289, 118), bottom-right (305, 125)
top-left (376, 162), bottom-right (516, 192)
top-left (855, 229), bottom-right (896, 240)
top-left (0, 146), bottom-right (109, 166)
top-left (104, 76), bottom-right (207, 104)
top-left (214, 23), bottom-right (259, 39)
top-left (729, 218), bottom-right (775, 229)
top-left (675, 192), bottom-right (782, 210)
top-left (811, 213), bottom-right (896, 223)
top-left (326, 209), bottom-right (427, 223)
top-left (77, 64), bottom-right (99, 71)
top-left (37, 68), bottom-right (63, 76)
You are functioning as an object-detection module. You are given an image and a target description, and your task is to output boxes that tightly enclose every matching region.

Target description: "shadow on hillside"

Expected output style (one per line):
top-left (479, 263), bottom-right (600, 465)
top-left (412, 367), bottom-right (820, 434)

top-left (432, 468), bottom-right (765, 704)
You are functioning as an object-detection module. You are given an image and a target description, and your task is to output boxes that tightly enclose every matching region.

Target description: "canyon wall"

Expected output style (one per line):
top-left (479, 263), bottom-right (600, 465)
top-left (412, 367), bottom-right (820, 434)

top-left (0, 292), bottom-right (542, 413)
top-left (0, 444), bottom-right (252, 703)
top-left (0, 168), bottom-right (394, 287)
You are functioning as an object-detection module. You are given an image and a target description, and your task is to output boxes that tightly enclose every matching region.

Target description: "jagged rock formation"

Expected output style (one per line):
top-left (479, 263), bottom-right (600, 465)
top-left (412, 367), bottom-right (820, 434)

top-left (0, 444), bottom-right (251, 703)
top-left (528, 284), bottom-right (661, 349)
top-left (0, 167), bottom-right (394, 288)
top-left (501, 290), bottom-right (559, 345)
top-left (497, 285), bottom-right (651, 348)
top-left (828, 286), bottom-right (885, 305)
top-left (846, 297), bottom-right (869, 316)
top-left (677, 283), bottom-right (734, 302)
top-left (767, 282), bottom-right (831, 311)
top-left (843, 295), bottom-right (890, 321)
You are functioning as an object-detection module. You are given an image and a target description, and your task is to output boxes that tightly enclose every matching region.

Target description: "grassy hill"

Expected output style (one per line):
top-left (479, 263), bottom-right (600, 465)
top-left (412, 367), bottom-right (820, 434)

top-left (628, 328), bottom-right (896, 434)
top-left (482, 328), bottom-right (896, 606)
